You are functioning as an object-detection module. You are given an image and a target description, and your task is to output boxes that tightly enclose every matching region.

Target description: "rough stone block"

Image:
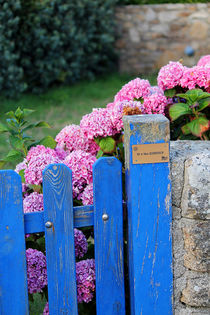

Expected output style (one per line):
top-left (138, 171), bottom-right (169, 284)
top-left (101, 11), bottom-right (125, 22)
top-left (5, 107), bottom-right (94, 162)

top-left (181, 152), bottom-right (210, 220)
top-left (181, 273), bottom-right (210, 307)
top-left (182, 219), bottom-right (210, 272)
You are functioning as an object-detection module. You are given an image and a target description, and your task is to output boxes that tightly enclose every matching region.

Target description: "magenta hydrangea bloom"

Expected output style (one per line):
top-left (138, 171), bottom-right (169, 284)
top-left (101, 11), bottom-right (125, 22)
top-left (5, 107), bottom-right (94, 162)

top-left (157, 61), bottom-right (184, 90)
top-left (76, 259), bottom-right (95, 303)
top-left (114, 78), bottom-right (151, 103)
top-left (74, 228), bottom-right (88, 259)
top-left (54, 146), bottom-right (67, 160)
top-left (180, 66), bottom-right (210, 90)
top-left (26, 248), bottom-right (48, 294)
top-left (197, 55), bottom-right (210, 68)
top-left (55, 124), bottom-right (99, 155)
top-left (64, 150), bottom-right (96, 198)
top-left (143, 93), bottom-right (168, 115)
top-left (81, 183), bottom-right (93, 206)
top-left (24, 145), bottom-right (60, 185)
top-left (23, 192), bottom-right (43, 213)
top-left (110, 100), bottom-right (143, 132)
top-left (80, 108), bottom-right (118, 140)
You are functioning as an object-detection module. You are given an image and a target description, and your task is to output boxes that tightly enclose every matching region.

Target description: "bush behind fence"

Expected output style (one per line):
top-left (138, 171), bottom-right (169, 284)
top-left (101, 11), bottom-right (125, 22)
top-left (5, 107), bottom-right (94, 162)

top-left (0, 0), bottom-right (117, 97)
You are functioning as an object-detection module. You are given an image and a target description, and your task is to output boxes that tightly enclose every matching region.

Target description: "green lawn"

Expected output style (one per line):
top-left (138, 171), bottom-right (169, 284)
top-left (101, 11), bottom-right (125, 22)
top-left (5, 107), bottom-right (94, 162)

top-left (0, 73), bottom-right (156, 161)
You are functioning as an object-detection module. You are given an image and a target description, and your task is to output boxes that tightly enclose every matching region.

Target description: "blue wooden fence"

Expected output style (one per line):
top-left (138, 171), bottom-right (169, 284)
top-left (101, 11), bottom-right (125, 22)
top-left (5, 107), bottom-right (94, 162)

top-left (0, 115), bottom-right (173, 315)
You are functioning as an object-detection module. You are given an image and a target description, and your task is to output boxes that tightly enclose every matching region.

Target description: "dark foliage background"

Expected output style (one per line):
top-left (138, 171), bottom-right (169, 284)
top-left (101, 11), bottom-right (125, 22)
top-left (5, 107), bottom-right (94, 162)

top-left (118, 0), bottom-right (209, 5)
top-left (0, 0), bottom-right (117, 96)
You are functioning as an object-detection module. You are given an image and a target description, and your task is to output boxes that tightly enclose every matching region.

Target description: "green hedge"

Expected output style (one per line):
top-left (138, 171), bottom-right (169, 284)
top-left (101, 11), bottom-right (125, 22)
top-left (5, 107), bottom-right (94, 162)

top-left (0, 0), bottom-right (117, 96)
top-left (119, 0), bottom-right (209, 4)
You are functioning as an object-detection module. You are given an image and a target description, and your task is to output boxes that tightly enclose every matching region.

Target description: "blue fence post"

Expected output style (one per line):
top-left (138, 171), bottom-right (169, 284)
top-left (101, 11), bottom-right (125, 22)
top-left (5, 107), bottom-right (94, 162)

top-left (93, 157), bottom-right (125, 315)
top-left (43, 164), bottom-right (78, 315)
top-left (0, 170), bottom-right (29, 315)
top-left (123, 114), bottom-right (173, 315)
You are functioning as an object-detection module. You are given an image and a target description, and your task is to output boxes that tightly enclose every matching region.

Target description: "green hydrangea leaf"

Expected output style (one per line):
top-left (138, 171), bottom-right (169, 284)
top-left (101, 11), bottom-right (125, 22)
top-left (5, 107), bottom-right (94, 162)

top-left (169, 103), bottom-right (192, 121)
top-left (99, 136), bottom-right (116, 153)
top-left (39, 136), bottom-right (57, 149)
top-left (164, 88), bottom-right (176, 97)
top-left (182, 116), bottom-right (209, 137)
top-left (96, 149), bottom-right (104, 159)
top-left (4, 149), bottom-right (23, 162)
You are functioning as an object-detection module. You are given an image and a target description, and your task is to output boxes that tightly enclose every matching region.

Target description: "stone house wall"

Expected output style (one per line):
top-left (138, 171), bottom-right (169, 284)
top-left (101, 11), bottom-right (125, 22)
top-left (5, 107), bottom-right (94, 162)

top-left (170, 141), bottom-right (209, 315)
top-left (115, 4), bottom-right (210, 73)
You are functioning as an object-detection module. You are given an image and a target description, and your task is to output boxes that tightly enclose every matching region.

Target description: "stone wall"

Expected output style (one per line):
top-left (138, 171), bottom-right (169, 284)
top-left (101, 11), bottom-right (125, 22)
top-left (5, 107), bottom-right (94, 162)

top-left (170, 141), bottom-right (209, 315)
top-left (115, 4), bottom-right (210, 73)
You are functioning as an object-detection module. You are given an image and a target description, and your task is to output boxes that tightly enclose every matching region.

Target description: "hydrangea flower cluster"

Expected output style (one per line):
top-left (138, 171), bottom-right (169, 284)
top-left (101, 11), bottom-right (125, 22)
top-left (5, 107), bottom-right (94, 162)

top-left (76, 259), bottom-right (95, 303)
top-left (23, 192), bottom-right (43, 213)
top-left (180, 66), bottom-right (210, 90)
top-left (74, 228), bottom-right (88, 259)
top-left (80, 108), bottom-right (118, 140)
top-left (26, 248), bottom-right (47, 294)
top-left (64, 150), bottom-right (96, 198)
top-left (157, 61), bottom-right (185, 90)
top-left (24, 145), bottom-right (60, 185)
top-left (55, 124), bottom-right (99, 155)
top-left (114, 78), bottom-right (151, 103)
top-left (143, 93), bottom-right (168, 115)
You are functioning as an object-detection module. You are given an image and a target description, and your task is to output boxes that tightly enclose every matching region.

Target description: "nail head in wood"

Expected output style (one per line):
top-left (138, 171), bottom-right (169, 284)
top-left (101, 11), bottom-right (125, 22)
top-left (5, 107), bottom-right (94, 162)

top-left (102, 213), bottom-right (109, 221)
top-left (45, 221), bottom-right (53, 228)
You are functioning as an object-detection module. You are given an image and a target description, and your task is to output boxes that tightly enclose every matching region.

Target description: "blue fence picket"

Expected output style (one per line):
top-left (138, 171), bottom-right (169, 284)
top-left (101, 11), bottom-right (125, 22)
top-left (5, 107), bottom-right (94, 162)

top-left (93, 157), bottom-right (125, 315)
top-left (123, 114), bottom-right (173, 315)
top-left (0, 170), bottom-right (29, 315)
top-left (43, 164), bottom-right (78, 315)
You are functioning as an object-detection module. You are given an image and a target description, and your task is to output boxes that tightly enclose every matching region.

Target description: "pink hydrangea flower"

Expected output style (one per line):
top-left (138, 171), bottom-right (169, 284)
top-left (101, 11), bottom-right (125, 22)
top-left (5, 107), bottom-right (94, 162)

top-left (110, 100), bottom-right (143, 132)
top-left (197, 55), bottom-right (210, 68)
top-left (143, 93), bottom-right (168, 115)
top-left (23, 192), bottom-right (43, 213)
top-left (26, 248), bottom-right (48, 294)
top-left (24, 145), bottom-right (60, 185)
top-left (74, 228), bottom-right (88, 258)
top-left (64, 150), bottom-right (96, 198)
top-left (81, 183), bottom-right (93, 206)
top-left (157, 61), bottom-right (185, 90)
top-left (180, 66), bottom-right (210, 90)
top-left (80, 108), bottom-right (118, 140)
top-left (55, 124), bottom-right (99, 155)
top-left (76, 259), bottom-right (95, 303)
top-left (114, 78), bottom-right (151, 103)
top-left (106, 102), bottom-right (116, 109)
top-left (149, 85), bottom-right (164, 95)
top-left (54, 146), bottom-right (67, 160)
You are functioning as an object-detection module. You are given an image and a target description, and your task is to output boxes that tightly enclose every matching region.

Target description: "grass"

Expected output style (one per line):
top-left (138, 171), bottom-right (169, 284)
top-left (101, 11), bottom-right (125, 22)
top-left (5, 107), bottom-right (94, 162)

top-left (0, 72), bottom-right (156, 161)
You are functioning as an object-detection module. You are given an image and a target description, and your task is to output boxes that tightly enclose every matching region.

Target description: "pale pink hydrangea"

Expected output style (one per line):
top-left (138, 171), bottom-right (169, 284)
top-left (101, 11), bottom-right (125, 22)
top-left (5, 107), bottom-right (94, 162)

top-left (197, 55), bottom-right (210, 68)
top-left (24, 146), bottom-right (60, 185)
top-left (180, 66), bottom-right (210, 90)
top-left (15, 159), bottom-right (27, 173)
top-left (110, 100), bottom-right (143, 132)
top-left (55, 124), bottom-right (99, 155)
top-left (143, 93), bottom-right (168, 115)
top-left (23, 192), bottom-right (43, 213)
top-left (149, 86), bottom-right (164, 95)
top-left (64, 150), bottom-right (96, 198)
top-left (81, 183), bottom-right (93, 206)
top-left (157, 61), bottom-right (185, 90)
top-left (80, 108), bottom-right (118, 140)
top-left (114, 78), bottom-right (151, 103)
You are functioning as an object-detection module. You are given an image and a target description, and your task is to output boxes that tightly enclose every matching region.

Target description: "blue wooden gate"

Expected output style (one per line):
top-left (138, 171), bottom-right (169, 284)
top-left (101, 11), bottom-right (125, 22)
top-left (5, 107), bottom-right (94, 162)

top-left (0, 115), bottom-right (173, 315)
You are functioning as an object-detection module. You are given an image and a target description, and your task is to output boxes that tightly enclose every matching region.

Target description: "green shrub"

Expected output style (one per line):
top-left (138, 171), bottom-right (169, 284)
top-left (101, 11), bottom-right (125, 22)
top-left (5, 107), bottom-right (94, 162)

top-left (0, 0), bottom-right (117, 96)
top-left (118, 0), bottom-right (209, 4)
